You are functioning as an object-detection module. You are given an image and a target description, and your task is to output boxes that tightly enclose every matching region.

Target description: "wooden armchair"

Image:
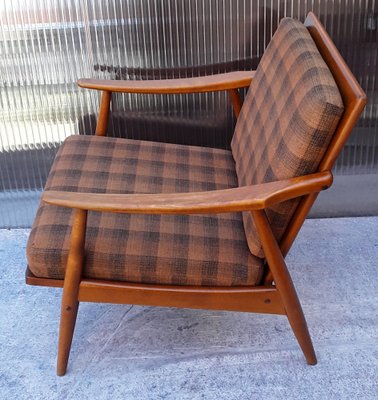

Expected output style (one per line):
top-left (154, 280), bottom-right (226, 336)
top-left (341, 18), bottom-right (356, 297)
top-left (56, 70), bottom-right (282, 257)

top-left (26, 13), bottom-right (366, 376)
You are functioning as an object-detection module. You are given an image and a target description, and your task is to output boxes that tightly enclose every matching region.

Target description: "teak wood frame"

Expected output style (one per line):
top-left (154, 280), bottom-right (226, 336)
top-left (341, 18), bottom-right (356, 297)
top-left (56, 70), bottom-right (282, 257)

top-left (25, 13), bottom-right (367, 376)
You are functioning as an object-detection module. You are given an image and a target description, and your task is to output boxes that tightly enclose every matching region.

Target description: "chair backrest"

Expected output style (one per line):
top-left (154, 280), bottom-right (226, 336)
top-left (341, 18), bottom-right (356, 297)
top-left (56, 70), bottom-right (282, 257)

top-left (231, 13), bottom-right (366, 259)
top-left (280, 12), bottom-right (367, 257)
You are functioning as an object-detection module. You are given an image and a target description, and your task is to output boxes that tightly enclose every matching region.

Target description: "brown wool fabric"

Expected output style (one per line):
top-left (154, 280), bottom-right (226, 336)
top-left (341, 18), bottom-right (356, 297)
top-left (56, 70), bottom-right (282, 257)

top-left (231, 18), bottom-right (344, 258)
top-left (27, 135), bottom-right (263, 286)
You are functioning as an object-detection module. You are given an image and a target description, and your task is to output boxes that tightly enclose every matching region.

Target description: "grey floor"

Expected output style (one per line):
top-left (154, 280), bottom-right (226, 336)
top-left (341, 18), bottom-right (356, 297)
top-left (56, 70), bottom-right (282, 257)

top-left (0, 217), bottom-right (377, 399)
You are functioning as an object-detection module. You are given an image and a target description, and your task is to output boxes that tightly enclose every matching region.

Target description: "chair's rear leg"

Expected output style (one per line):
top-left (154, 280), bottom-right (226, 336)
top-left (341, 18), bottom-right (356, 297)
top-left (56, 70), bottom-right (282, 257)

top-left (252, 210), bottom-right (317, 365)
top-left (57, 209), bottom-right (87, 376)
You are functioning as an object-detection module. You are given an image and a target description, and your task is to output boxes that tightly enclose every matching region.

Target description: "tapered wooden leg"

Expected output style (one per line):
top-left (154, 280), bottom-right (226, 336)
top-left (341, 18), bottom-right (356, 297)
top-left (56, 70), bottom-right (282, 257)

top-left (95, 90), bottom-right (111, 136)
top-left (57, 209), bottom-right (87, 376)
top-left (252, 210), bottom-right (317, 365)
top-left (57, 299), bottom-right (80, 376)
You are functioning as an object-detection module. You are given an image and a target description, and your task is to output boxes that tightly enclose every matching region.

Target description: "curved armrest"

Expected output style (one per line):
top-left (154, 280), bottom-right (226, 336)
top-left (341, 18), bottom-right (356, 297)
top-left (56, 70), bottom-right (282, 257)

top-left (77, 71), bottom-right (255, 94)
top-left (42, 171), bottom-right (332, 214)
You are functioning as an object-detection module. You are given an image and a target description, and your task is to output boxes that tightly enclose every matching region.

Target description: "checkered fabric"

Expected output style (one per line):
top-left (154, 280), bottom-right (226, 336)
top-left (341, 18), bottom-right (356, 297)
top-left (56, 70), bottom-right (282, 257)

top-left (27, 135), bottom-right (263, 286)
top-left (231, 18), bottom-right (344, 258)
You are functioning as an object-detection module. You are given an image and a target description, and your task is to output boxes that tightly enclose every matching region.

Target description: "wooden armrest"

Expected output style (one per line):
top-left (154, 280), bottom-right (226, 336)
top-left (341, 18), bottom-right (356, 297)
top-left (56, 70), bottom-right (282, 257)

top-left (77, 71), bottom-right (255, 94)
top-left (42, 171), bottom-right (332, 214)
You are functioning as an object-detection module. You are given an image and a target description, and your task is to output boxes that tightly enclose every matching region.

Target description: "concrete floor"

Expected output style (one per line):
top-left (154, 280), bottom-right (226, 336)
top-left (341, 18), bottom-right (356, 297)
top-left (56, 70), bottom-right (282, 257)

top-left (0, 217), bottom-right (377, 399)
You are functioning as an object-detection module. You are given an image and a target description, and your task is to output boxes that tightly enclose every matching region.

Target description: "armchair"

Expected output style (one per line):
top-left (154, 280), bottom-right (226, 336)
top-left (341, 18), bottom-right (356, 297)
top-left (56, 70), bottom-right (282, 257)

top-left (26, 13), bottom-right (366, 375)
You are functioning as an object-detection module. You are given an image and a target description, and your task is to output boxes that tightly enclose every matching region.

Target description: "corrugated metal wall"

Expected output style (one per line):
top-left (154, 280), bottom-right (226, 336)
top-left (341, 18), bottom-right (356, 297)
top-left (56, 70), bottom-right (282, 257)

top-left (0, 0), bottom-right (377, 227)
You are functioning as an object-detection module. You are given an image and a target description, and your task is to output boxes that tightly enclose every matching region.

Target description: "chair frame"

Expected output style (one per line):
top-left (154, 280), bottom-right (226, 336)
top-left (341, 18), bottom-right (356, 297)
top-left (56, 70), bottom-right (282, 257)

top-left (25, 13), bottom-right (366, 376)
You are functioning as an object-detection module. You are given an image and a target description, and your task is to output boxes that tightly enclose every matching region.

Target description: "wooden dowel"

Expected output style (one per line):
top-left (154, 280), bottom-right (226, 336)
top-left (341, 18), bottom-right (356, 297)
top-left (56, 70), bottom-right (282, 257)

top-left (228, 89), bottom-right (243, 118)
top-left (56, 209), bottom-right (87, 376)
top-left (95, 90), bottom-right (112, 136)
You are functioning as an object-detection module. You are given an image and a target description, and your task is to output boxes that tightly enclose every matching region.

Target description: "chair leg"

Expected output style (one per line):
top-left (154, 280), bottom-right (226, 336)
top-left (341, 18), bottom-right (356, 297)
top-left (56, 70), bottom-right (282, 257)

top-left (284, 295), bottom-right (317, 365)
top-left (252, 210), bottom-right (317, 365)
top-left (57, 299), bottom-right (80, 376)
top-left (56, 209), bottom-right (87, 376)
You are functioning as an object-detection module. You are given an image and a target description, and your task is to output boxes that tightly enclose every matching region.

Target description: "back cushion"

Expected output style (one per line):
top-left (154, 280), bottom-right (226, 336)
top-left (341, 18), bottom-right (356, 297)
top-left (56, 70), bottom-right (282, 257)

top-left (231, 18), bottom-right (344, 258)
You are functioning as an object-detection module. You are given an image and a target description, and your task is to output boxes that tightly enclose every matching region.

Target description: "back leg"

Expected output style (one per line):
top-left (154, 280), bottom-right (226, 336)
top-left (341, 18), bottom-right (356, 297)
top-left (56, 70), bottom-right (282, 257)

top-left (252, 210), bottom-right (317, 365)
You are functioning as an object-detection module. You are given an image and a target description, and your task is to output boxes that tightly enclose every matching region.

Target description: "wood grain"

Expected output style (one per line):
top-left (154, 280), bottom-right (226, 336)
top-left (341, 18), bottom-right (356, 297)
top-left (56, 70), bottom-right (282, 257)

top-left (78, 281), bottom-right (285, 315)
top-left (42, 171), bottom-right (332, 214)
top-left (252, 209), bottom-right (317, 365)
top-left (95, 91), bottom-right (111, 136)
top-left (25, 268), bottom-right (284, 315)
top-left (77, 71), bottom-right (254, 94)
top-left (228, 89), bottom-right (243, 118)
top-left (57, 209), bottom-right (87, 376)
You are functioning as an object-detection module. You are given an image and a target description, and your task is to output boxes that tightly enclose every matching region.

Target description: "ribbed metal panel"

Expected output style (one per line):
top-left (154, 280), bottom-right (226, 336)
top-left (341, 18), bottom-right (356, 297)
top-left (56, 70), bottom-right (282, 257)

top-left (0, 1), bottom-right (377, 227)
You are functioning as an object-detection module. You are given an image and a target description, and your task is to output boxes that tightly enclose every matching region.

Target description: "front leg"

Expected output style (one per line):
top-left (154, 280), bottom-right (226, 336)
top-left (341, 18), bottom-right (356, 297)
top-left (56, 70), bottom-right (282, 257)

top-left (57, 208), bottom-right (87, 376)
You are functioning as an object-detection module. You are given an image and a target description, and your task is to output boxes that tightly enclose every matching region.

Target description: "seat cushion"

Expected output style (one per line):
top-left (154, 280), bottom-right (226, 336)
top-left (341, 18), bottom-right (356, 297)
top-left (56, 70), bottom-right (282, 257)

top-left (231, 18), bottom-right (344, 257)
top-left (27, 135), bottom-right (263, 286)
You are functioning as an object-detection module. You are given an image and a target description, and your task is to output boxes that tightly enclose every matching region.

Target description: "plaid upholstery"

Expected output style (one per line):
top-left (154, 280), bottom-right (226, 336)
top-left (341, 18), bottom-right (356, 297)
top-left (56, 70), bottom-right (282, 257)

top-left (27, 135), bottom-right (263, 286)
top-left (231, 18), bottom-right (344, 257)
